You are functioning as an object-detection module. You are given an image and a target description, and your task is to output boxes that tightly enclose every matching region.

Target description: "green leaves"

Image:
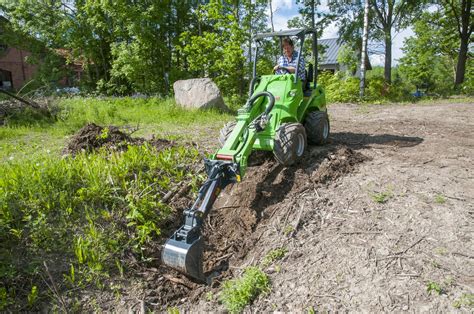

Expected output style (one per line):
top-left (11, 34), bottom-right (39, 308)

top-left (399, 11), bottom-right (458, 92)
top-left (220, 267), bottom-right (270, 313)
top-left (179, 0), bottom-right (249, 95)
top-left (0, 140), bottom-right (201, 308)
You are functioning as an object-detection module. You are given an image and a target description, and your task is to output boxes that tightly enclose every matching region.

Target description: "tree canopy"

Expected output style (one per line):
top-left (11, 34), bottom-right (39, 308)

top-left (0, 0), bottom-right (471, 97)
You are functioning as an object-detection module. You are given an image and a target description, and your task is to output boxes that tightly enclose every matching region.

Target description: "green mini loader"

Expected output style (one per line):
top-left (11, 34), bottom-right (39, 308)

top-left (162, 29), bottom-right (329, 281)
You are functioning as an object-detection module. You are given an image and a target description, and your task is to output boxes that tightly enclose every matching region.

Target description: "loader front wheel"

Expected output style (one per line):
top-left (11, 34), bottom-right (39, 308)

top-left (273, 123), bottom-right (307, 166)
top-left (304, 111), bottom-right (330, 145)
top-left (219, 121), bottom-right (237, 147)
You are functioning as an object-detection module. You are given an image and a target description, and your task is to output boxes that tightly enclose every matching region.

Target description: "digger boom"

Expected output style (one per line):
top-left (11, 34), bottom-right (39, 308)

top-left (161, 92), bottom-right (275, 281)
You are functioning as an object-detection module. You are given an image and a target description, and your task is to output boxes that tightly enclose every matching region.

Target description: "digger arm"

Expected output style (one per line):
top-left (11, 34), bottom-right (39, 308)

top-left (214, 91), bottom-right (275, 179)
top-left (161, 92), bottom-right (275, 281)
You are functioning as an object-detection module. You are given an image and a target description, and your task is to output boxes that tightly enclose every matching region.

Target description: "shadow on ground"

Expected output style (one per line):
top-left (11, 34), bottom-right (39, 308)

top-left (332, 132), bottom-right (424, 148)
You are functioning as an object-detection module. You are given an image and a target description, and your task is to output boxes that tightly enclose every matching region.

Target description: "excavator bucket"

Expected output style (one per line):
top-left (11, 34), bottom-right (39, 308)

top-left (161, 160), bottom-right (238, 281)
top-left (162, 231), bottom-right (205, 281)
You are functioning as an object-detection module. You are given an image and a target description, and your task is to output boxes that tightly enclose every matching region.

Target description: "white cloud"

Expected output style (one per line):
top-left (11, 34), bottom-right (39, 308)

top-left (392, 27), bottom-right (414, 65)
top-left (272, 13), bottom-right (299, 31)
top-left (321, 21), bottom-right (338, 39)
top-left (319, 0), bottom-right (331, 12)
top-left (369, 54), bottom-right (385, 67)
top-left (272, 0), bottom-right (294, 11)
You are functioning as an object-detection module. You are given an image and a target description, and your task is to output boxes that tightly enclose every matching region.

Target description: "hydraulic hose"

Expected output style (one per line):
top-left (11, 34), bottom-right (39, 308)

top-left (248, 76), bottom-right (261, 97)
top-left (245, 91), bottom-right (275, 116)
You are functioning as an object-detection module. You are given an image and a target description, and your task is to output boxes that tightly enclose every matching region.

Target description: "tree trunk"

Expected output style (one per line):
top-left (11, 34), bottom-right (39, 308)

top-left (360, 0), bottom-right (370, 97)
top-left (455, 33), bottom-right (469, 87)
top-left (269, 0), bottom-right (274, 32)
top-left (384, 28), bottom-right (392, 84)
top-left (453, 0), bottom-right (472, 87)
top-left (311, 0), bottom-right (318, 85)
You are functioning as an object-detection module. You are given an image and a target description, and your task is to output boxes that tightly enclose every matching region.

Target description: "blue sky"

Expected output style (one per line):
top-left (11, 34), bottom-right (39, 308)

top-left (270, 0), bottom-right (415, 66)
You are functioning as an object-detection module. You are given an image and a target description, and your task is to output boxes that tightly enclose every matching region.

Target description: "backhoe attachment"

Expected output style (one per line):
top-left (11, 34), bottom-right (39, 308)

top-left (162, 91), bottom-right (275, 281)
top-left (162, 160), bottom-right (239, 281)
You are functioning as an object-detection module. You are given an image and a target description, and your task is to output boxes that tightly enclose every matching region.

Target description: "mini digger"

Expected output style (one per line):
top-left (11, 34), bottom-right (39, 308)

top-left (162, 29), bottom-right (329, 281)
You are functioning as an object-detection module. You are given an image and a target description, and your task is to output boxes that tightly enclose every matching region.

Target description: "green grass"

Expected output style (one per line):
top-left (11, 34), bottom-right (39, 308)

top-left (453, 293), bottom-right (474, 309)
top-left (1, 97), bottom-right (232, 161)
top-left (0, 96), bottom-right (234, 310)
top-left (426, 281), bottom-right (444, 295)
top-left (415, 95), bottom-right (474, 105)
top-left (262, 247), bottom-right (288, 267)
top-left (371, 190), bottom-right (392, 204)
top-left (1, 144), bottom-right (202, 308)
top-left (220, 266), bottom-right (270, 313)
top-left (434, 194), bottom-right (446, 204)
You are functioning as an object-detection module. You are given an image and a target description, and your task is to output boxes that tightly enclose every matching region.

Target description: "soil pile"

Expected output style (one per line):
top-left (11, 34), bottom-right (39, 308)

top-left (63, 123), bottom-right (173, 155)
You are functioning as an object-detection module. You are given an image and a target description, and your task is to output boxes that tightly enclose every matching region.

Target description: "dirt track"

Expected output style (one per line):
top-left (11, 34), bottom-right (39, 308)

top-left (174, 101), bottom-right (473, 312)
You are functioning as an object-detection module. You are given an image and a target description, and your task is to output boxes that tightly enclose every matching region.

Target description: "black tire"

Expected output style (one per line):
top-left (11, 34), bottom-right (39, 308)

top-left (304, 111), bottom-right (330, 145)
top-left (219, 121), bottom-right (237, 147)
top-left (273, 123), bottom-right (307, 166)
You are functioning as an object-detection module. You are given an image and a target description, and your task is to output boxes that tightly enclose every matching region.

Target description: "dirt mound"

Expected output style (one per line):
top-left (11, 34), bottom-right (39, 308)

top-left (63, 123), bottom-right (173, 155)
top-left (308, 146), bottom-right (368, 184)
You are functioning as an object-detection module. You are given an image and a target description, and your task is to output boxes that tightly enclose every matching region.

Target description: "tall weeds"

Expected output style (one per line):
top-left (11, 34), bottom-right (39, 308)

top-left (0, 144), bottom-right (201, 309)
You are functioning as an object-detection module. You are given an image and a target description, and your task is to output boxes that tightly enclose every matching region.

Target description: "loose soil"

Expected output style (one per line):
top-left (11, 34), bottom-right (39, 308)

top-left (63, 123), bottom-right (173, 155)
top-left (88, 101), bottom-right (474, 312)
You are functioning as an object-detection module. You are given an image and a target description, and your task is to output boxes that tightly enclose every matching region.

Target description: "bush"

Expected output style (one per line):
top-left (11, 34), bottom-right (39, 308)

top-left (318, 72), bottom-right (360, 103)
top-left (318, 70), bottom-right (417, 103)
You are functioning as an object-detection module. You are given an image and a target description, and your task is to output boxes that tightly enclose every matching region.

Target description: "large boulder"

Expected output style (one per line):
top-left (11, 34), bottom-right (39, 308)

top-left (173, 78), bottom-right (228, 111)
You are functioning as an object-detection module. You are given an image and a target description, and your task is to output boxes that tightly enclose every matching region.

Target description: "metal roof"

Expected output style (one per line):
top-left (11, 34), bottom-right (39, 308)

top-left (254, 28), bottom-right (317, 40)
top-left (319, 38), bottom-right (341, 65)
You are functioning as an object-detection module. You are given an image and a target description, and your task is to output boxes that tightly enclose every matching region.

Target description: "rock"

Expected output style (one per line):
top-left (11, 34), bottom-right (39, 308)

top-left (173, 78), bottom-right (229, 111)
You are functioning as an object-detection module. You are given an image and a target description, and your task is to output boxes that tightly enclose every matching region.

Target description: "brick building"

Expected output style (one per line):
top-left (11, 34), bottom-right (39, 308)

top-left (0, 17), bottom-right (83, 91)
top-left (0, 44), bottom-right (38, 90)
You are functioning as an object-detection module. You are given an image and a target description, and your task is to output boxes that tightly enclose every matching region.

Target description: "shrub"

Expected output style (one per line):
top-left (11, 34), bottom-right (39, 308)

top-left (318, 72), bottom-right (360, 103)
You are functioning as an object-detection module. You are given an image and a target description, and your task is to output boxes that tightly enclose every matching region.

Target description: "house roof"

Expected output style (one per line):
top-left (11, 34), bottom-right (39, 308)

top-left (254, 28), bottom-right (317, 40)
top-left (319, 38), bottom-right (341, 65)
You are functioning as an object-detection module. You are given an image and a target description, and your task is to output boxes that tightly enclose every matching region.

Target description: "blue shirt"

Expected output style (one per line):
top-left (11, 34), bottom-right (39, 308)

top-left (277, 51), bottom-right (306, 81)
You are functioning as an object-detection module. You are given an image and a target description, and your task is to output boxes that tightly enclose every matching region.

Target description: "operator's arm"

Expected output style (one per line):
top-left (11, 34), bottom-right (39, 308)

top-left (273, 65), bottom-right (296, 73)
top-left (284, 66), bottom-right (296, 73)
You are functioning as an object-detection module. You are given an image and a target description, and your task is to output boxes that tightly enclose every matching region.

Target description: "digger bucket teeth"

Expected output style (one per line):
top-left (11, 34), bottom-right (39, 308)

top-left (162, 235), bottom-right (204, 281)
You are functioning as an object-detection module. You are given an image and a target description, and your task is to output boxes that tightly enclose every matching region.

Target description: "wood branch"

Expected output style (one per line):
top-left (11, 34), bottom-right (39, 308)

top-left (162, 182), bottom-right (183, 203)
top-left (392, 1), bottom-right (406, 26)
top-left (43, 261), bottom-right (68, 310)
top-left (290, 202), bottom-right (305, 237)
top-left (371, 0), bottom-right (388, 28)
top-left (341, 231), bottom-right (382, 235)
top-left (163, 274), bottom-right (197, 289)
top-left (0, 89), bottom-right (41, 109)
top-left (445, 0), bottom-right (462, 34)
top-left (394, 237), bottom-right (425, 255)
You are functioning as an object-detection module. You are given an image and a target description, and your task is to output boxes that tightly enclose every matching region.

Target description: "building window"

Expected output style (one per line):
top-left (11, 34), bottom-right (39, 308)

top-left (0, 69), bottom-right (13, 90)
top-left (0, 44), bottom-right (8, 55)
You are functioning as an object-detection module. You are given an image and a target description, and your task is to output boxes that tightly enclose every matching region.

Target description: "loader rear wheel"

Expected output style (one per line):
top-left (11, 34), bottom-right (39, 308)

top-left (304, 111), bottom-right (330, 145)
top-left (273, 123), bottom-right (307, 166)
top-left (219, 121), bottom-right (237, 147)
